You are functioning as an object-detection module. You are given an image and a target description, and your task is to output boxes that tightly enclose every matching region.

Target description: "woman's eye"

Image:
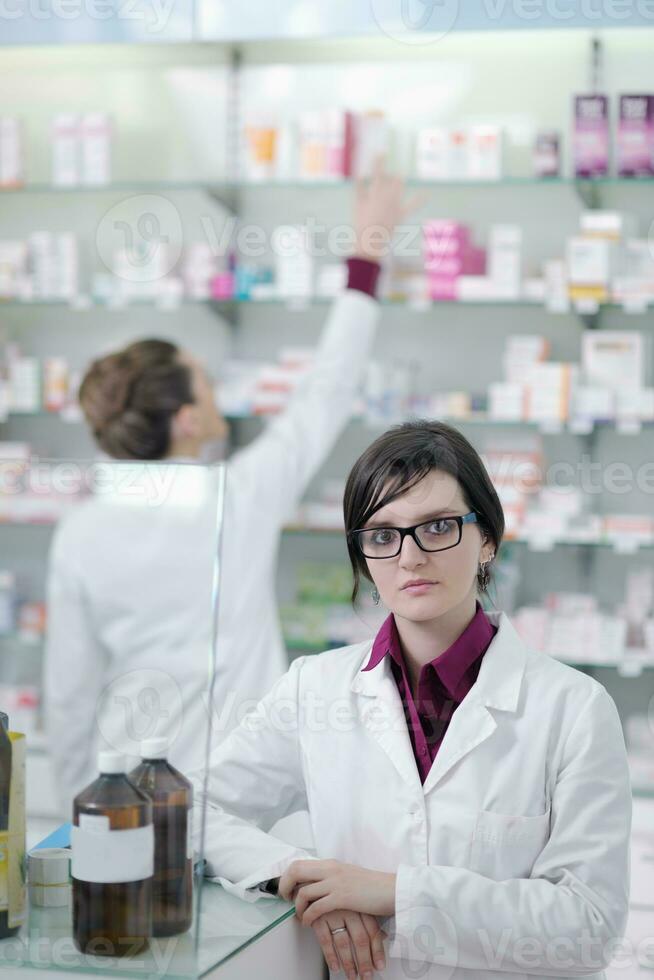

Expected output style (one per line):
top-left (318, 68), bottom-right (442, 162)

top-left (426, 520), bottom-right (449, 535)
top-left (372, 529), bottom-right (394, 544)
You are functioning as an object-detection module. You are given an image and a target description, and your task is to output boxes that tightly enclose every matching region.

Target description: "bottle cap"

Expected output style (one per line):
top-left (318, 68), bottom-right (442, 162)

top-left (141, 737), bottom-right (168, 760)
top-left (98, 751), bottom-right (126, 774)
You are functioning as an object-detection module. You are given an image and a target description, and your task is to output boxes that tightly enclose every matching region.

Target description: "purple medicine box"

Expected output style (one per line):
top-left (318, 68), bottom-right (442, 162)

top-left (573, 95), bottom-right (609, 178)
top-left (618, 94), bottom-right (654, 177)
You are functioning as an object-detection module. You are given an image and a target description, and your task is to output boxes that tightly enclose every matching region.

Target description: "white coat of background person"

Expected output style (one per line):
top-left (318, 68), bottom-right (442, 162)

top-left (44, 164), bottom-right (422, 815)
top-left (193, 421), bottom-right (632, 980)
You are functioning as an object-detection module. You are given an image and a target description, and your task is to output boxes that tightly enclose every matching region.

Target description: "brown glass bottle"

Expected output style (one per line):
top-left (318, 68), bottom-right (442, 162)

top-left (0, 712), bottom-right (18, 939)
top-left (129, 739), bottom-right (193, 937)
top-left (72, 752), bottom-right (153, 958)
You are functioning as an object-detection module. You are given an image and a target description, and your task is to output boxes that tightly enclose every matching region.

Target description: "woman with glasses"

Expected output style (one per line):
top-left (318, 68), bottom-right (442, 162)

top-left (196, 420), bottom-right (631, 980)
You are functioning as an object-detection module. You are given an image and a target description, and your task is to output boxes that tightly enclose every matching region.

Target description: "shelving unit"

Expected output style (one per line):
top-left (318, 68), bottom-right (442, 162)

top-left (1, 26), bottom-right (653, 811)
top-left (0, 20), bottom-right (652, 980)
top-left (2, 296), bottom-right (653, 313)
top-left (2, 175), bottom-right (654, 191)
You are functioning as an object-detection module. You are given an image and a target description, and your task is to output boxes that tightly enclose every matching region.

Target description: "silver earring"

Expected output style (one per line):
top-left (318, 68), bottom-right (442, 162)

top-left (478, 554), bottom-right (495, 593)
top-left (372, 588), bottom-right (380, 606)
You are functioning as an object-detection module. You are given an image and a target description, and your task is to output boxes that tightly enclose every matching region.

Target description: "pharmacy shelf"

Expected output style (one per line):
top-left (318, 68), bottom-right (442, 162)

top-left (4, 410), bottom-right (654, 434)
top-left (0, 298), bottom-right (237, 310)
top-left (0, 632), bottom-right (43, 649)
top-left (1, 514), bottom-right (651, 554)
top-left (282, 525), bottom-right (654, 552)
top-left (2, 411), bottom-right (81, 423)
top-left (227, 412), bottom-right (654, 434)
top-left (560, 651), bottom-right (654, 674)
top-left (285, 638), bottom-right (336, 654)
top-left (0, 517), bottom-right (61, 528)
top-left (285, 636), bottom-right (654, 674)
top-left (3, 517), bottom-right (650, 551)
top-left (3, 176), bottom-right (654, 194)
top-left (9, 623), bottom-right (653, 675)
top-left (1, 297), bottom-right (651, 316)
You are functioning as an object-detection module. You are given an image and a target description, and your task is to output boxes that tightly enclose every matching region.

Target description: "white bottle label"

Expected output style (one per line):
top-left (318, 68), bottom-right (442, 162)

top-left (79, 814), bottom-right (109, 833)
top-left (72, 821), bottom-right (154, 884)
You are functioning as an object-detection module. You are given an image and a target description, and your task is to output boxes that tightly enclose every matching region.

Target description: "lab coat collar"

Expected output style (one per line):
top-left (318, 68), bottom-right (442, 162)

top-left (349, 611), bottom-right (527, 794)
top-left (351, 610), bottom-right (525, 713)
top-left (467, 610), bottom-right (526, 712)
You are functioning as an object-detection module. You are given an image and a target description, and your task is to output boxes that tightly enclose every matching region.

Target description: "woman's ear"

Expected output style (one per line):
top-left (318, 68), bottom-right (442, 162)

top-left (170, 403), bottom-right (200, 442)
top-left (483, 539), bottom-right (496, 563)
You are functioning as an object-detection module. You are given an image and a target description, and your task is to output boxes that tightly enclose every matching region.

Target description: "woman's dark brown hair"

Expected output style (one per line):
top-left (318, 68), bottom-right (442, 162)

top-left (344, 420), bottom-right (505, 602)
top-left (79, 339), bottom-right (194, 460)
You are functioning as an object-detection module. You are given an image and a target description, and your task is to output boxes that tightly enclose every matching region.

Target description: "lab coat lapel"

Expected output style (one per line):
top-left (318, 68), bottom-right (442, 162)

top-left (350, 652), bottom-right (423, 792)
top-left (421, 699), bottom-right (497, 796)
top-left (350, 613), bottom-right (527, 796)
top-left (422, 611), bottom-right (527, 796)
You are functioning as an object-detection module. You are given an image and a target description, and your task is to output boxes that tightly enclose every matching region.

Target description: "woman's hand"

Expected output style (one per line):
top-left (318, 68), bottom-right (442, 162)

top-left (353, 156), bottom-right (426, 263)
top-left (311, 910), bottom-right (387, 980)
top-left (279, 859), bottom-right (397, 926)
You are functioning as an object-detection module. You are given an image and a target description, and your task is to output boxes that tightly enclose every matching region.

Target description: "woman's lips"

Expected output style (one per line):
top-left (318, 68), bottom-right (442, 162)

top-left (402, 581), bottom-right (438, 595)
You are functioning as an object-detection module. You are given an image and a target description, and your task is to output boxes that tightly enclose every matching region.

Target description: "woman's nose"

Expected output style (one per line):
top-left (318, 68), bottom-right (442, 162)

top-left (398, 533), bottom-right (427, 568)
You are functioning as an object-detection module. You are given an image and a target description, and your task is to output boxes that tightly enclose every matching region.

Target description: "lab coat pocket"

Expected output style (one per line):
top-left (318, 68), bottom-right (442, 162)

top-left (469, 808), bottom-right (551, 881)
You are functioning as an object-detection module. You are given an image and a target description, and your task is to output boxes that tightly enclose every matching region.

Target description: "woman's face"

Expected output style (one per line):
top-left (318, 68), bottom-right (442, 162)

top-left (179, 351), bottom-right (229, 445)
top-left (362, 470), bottom-right (494, 622)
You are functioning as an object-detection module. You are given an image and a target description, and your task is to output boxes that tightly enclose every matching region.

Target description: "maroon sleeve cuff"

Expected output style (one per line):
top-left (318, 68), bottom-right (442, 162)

top-left (346, 257), bottom-right (381, 298)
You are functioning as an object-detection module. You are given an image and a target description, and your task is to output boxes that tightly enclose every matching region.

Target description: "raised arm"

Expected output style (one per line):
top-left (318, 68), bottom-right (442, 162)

top-left (230, 163), bottom-right (421, 524)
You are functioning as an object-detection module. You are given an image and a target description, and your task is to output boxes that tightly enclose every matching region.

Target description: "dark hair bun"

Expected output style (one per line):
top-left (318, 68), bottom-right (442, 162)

top-left (79, 339), bottom-right (194, 460)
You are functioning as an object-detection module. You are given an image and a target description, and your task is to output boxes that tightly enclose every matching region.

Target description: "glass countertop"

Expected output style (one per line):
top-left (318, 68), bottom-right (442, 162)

top-left (196, 884), bottom-right (294, 977)
top-left (0, 880), bottom-right (294, 979)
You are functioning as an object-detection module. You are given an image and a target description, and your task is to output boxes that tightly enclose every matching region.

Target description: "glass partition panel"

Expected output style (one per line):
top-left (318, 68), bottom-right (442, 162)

top-left (0, 455), bottom-right (225, 978)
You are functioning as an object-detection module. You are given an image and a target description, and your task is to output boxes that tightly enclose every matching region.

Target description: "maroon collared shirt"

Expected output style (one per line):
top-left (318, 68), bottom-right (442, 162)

top-left (362, 602), bottom-right (498, 783)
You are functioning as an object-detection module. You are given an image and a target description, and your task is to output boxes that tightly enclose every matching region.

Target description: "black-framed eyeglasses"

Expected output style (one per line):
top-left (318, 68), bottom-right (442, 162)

top-left (349, 512), bottom-right (478, 560)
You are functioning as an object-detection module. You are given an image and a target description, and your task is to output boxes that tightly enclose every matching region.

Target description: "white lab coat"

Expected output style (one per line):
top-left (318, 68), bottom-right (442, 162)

top-left (194, 610), bottom-right (632, 980)
top-left (44, 289), bottom-right (379, 813)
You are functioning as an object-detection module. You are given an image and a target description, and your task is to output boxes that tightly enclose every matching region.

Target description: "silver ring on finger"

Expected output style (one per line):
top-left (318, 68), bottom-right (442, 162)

top-left (330, 926), bottom-right (348, 936)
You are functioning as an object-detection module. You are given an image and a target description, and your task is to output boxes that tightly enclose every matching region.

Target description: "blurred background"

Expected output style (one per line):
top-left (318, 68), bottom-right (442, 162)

top-left (1, 4), bottom-right (654, 975)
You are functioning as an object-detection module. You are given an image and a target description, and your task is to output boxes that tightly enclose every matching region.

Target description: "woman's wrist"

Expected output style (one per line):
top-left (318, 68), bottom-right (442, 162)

top-left (346, 256), bottom-right (381, 298)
